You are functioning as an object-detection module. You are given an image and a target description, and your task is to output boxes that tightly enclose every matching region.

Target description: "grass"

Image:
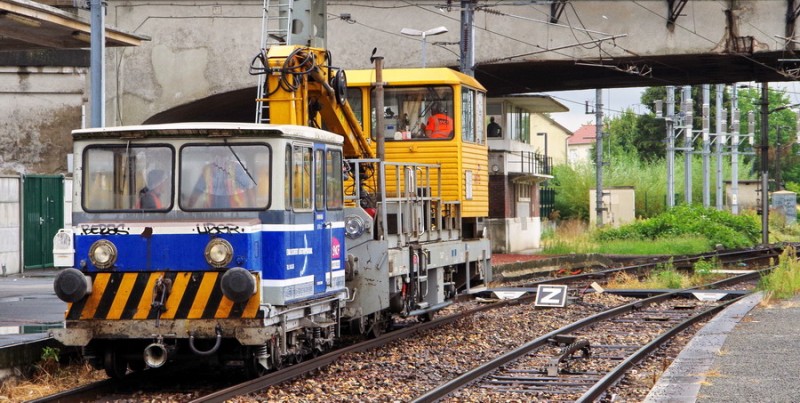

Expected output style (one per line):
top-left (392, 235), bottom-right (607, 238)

top-left (596, 236), bottom-right (710, 255)
top-left (541, 219), bottom-right (712, 255)
top-left (0, 358), bottom-right (106, 401)
top-left (758, 246), bottom-right (800, 301)
top-left (606, 258), bottom-right (726, 289)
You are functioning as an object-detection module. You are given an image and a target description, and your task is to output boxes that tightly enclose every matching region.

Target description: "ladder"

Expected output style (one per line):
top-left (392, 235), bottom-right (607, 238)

top-left (255, 0), bottom-right (294, 124)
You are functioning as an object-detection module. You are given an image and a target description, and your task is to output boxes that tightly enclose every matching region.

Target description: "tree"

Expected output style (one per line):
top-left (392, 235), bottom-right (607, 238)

top-left (735, 87), bottom-right (799, 188)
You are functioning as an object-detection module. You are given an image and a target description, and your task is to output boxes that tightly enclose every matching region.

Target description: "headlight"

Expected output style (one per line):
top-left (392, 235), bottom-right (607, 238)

top-left (89, 240), bottom-right (117, 269)
top-left (345, 215), bottom-right (365, 239)
top-left (205, 238), bottom-right (233, 268)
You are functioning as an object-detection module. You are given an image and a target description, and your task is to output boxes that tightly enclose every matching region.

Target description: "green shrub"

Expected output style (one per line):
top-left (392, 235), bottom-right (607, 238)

top-left (595, 205), bottom-right (760, 249)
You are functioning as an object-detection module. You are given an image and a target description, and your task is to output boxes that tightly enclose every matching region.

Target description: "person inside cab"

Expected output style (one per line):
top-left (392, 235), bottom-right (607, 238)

top-left (137, 169), bottom-right (168, 209)
top-left (423, 103), bottom-right (453, 139)
top-left (187, 155), bottom-right (255, 209)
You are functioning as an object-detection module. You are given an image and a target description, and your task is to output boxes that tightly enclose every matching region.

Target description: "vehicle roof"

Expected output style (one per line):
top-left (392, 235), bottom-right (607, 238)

top-left (346, 67), bottom-right (486, 91)
top-left (72, 122), bottom-right (344, 144)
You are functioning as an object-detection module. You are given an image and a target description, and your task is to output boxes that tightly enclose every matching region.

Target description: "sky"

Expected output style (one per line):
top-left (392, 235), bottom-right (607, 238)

top-left (545, 83), bottom-right (800, 133)
top-left (545, 88), bottom-right (647, 132)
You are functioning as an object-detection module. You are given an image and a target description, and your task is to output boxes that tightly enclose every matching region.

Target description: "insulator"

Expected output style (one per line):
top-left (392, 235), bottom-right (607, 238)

top-left (748, 111), bottom-right (755, 135)
top-left (655, 100), bottom-right (663, 118)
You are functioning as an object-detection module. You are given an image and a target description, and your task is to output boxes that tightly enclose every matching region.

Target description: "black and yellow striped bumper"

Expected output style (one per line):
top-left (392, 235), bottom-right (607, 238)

top-left (65, 271), bottom-right (262, 321)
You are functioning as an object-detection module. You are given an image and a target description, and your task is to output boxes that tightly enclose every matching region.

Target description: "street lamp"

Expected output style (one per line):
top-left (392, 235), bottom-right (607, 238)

top-left (400, 26), bottom-right (448, 67)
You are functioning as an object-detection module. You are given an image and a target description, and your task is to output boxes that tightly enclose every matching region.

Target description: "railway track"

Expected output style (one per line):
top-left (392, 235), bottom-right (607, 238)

top-left (412, 270), bottom-right (766, 402)
top-left (30, 248), bottom-right (776, 402)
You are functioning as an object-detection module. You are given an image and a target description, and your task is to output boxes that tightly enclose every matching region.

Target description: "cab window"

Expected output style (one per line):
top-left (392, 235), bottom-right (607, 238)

top-left (372, 86), bottom-right (454, 140)
top-left (83, 145), bottom-right (173, 212)
top-left (179, 144), bottom-right (270, 210)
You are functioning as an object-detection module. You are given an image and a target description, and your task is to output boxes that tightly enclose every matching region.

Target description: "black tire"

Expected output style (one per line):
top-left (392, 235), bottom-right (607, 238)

top-left (103, 348), bottom-right (128, 379)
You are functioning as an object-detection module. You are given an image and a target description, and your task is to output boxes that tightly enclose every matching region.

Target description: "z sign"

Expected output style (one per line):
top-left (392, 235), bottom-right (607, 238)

top-left (534, 285), bottom-right (568, 308)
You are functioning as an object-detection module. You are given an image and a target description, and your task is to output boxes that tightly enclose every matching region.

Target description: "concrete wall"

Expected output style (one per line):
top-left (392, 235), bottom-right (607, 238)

top-left (486, 217), bottom-right (541, 254)
top-left (590, 187), bottom-right (636, 228)
top-left (0, 177), bottom-right (21, 275)
top-left (726, 182), bottom-right (759, 210)
top-left (102, 1), bottom-right (263, 126)
top-left (93, 0), bottom-right (791, 126)
top-left (324, 1), bottom-right (785, 68)
top-left (64, 177), bottom-right (73, 228)
top-left (0, 67), bottom-right (84, 174)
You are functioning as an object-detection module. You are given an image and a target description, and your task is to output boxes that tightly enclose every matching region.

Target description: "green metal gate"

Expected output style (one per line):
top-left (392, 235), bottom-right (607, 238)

top-left (540, 186), bottom-right (555, 220)
top-left (23, 175), bottom-right (64, 269)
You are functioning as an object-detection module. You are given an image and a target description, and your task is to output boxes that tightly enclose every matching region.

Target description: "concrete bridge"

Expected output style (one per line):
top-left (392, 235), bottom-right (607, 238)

top-left (102, 0), bottom-right (800, 124)
top-left (3, 0), bottom-right (800, 171)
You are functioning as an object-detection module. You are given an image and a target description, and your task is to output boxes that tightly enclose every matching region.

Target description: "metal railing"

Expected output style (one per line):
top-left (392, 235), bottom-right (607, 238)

top-left (505, 151), bottom-right (551, 176)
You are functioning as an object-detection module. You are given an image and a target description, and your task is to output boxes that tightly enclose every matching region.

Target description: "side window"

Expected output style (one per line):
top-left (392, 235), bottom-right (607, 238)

top-left (476, 91), bottom-right (485, 145)
top-left (462, 88), bottom-right (475, 143)
top-left (315, 149), bottom-right (325, 210)
top-left (326, 150), bottom-right (343, 210)
top-left (372, 86), bottom-right (454, 140)
top-left (346, 89), bottom-right (364, 130)
top-left (292, 145), bottom-right (313, 211)
top-left (285, 146), bottom-right (291, 209)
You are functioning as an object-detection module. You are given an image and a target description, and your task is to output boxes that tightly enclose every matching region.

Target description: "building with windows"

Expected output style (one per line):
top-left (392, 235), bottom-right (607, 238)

top-left (568, 124), bottom-right (597, 165)
top-left (486, 95), bottom-right (569, 253)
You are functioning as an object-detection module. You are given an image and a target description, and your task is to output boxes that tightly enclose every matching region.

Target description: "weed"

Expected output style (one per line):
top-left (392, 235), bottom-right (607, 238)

top-left (758, 246), bottom-right (800, 302)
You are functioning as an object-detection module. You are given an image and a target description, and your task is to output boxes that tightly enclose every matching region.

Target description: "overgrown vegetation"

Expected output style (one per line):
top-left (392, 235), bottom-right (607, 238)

top-left (607, 257), bottom-right (725, 289)
top-left (0, 349), bottom-right (105, 401)
top-left (551, 155), bottom-right (754, 221)
top-left (595, 205), bottom-right (760, 249)
top-left (542, 205), bottom-right (760, 255)
top-left (759, 246), bottom-right (800, 301)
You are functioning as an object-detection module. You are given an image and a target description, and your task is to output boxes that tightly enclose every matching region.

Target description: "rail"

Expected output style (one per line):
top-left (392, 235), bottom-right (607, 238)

top-left (505, 150), bottom-right (551, 176)
top-left (411, 268), bottom-right (769, 402)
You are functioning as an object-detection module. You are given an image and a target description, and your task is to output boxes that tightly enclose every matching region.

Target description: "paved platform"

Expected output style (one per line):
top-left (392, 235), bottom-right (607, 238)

top-left (647, 291), bottom-right (800, 402)
top-left (0, 268), bottom-right (67, 378)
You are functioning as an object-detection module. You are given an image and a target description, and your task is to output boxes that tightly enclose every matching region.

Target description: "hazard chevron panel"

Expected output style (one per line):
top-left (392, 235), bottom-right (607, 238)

top-left (65, 272), bottom-right (261, 320)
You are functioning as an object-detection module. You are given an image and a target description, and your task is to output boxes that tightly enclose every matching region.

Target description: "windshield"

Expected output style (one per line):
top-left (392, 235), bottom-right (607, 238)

top-left (373, 86), bottom-right (454, 140)
top-left (180, 144), bottom-right (271, 210)
top-left (83, 145), bottom-right (174, 211)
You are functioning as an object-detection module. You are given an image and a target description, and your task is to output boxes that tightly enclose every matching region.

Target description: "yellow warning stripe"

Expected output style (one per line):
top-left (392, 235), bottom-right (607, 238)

top-left (188, 272), bottom-right (219, 319)
top-left (80, 273), bottom-right (110, 319)
top-left (107, 273), bottom-right (137, 319)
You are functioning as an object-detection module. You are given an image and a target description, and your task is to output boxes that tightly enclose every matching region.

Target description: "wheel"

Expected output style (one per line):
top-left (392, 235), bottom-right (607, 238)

top-left (245, 350), bottom-right (269, 378)
top-left (417, 311), bottom-right (435, 322)
top-left (128, 358), bottom-right (146, 372)
top-left (368, 313), bottom-right (386, 338)
top-left (103, 348), bottom-right (128, 379)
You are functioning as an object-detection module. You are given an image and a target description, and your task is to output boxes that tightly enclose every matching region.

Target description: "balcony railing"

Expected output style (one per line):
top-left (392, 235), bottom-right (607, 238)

top-left (505, 151), bottom-right (552, 176)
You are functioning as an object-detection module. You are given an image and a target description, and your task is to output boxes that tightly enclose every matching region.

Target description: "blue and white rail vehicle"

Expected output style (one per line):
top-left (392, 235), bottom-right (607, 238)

top-left (51, 45), bottom-right (492, 378)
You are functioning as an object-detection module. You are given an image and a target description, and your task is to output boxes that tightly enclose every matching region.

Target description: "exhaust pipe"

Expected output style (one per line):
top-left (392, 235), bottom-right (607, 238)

top-left (143, 342), bottom-right (168, 368)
